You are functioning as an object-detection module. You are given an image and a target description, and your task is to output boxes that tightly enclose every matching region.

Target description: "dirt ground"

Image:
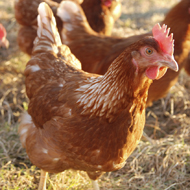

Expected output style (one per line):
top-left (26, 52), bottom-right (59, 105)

top-left (1, 0), bottom-right (190, 189)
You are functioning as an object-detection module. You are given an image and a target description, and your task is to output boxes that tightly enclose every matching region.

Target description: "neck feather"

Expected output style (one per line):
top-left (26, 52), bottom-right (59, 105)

top-left (76, 52), bottom-right (152, 122)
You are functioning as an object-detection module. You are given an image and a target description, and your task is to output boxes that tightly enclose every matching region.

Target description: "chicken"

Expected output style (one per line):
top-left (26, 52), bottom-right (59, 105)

top-left (81, 0), bottom-right (121, 35)
top-left (0, 24), bottom-right (9, 49)
top-left (14, 0), bottom-right (121, 56)
top-left (18, 2), bottom-right (178, 190)
top-left (59, 0), bottom-right (190, 107)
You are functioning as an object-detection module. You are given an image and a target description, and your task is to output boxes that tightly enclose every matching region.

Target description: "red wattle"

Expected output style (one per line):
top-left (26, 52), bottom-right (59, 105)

top-left (145, 66), bottom-right (167, 80)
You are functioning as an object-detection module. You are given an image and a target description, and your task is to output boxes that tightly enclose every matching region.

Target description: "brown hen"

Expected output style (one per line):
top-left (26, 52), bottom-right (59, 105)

top-left (19, 2), bottom-right (178, 190)
top-left (59, 0), bottom-right (190, 107)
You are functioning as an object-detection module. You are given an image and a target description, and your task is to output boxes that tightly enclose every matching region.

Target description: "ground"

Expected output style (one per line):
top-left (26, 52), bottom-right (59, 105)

top-left (0, 0), bottom-right (190, 189)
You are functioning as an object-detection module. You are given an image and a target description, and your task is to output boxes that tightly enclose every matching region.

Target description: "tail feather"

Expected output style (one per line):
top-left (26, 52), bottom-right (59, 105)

top-left (57, 1), bottom-right (86, 24)
top-left (32, 2), bottom-right (62, 55)
top-left (57, 1), bottom-right (96, 44)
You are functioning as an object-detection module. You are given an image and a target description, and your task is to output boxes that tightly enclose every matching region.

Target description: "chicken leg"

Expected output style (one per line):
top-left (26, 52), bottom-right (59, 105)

top-left (91, 180), bottom-right (100, 190)
top-left (38, 170), bottom-right (48, 190)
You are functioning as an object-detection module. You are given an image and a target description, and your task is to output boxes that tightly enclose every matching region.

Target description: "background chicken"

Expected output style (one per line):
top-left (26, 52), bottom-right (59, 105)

top-left (81, 0), bottom-right (121, 35)
top-left (14, 0), bottom-right (121, 56)
top-left (18, 1), bottom-right (178, 190)
top-left (0, 23), bottom-right (9, 49)
top-left (58, 0), bottom-right (190, 107)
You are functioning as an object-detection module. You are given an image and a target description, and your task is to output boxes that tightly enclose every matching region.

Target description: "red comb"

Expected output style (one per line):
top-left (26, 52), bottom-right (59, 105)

top-left (152, 23), bottom-right (174, 56)
top-left (0, 24), bottom-right (6, 39)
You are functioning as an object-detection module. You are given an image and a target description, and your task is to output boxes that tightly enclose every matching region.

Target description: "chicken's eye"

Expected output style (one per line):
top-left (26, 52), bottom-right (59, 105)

top-left (145, 48), bottom-right (153, 55)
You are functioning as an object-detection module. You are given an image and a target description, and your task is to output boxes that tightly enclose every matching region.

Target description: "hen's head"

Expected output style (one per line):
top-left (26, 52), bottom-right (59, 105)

top-left (0, 24), bottom-right (9, 49)
top-left (131, 23), bottom-right (178, 80)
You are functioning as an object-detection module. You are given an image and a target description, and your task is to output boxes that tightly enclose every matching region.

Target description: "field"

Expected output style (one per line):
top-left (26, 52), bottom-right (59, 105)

top-left (1, 0), bottom-right (190, 189)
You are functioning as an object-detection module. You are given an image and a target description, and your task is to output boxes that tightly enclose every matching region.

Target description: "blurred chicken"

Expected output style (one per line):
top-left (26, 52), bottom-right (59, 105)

top-left (17, 26), bottom-right (36, 55)
top-left (0, 24), bottom-right (9, 49)
top-left (15, 0), bottom-right (121, 55)
top-left (81, 0), bottom-right (121, 35)
top-left (59, 0), bottom-right (190, 107)
top-left (18, 2), bottom-right (178, 190)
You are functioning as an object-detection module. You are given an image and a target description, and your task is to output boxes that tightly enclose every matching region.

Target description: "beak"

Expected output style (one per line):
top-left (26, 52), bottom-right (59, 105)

top-left (160, 54), bottom-right (178, 72)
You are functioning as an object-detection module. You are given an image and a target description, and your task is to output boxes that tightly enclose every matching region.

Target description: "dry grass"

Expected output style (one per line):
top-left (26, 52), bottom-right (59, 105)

top-left (1, 0), bottom-right (190, 189)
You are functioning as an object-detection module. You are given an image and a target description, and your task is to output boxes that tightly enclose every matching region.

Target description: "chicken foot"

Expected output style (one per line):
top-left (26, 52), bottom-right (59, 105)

top-left (92, 180), bottom-right (100, 190)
